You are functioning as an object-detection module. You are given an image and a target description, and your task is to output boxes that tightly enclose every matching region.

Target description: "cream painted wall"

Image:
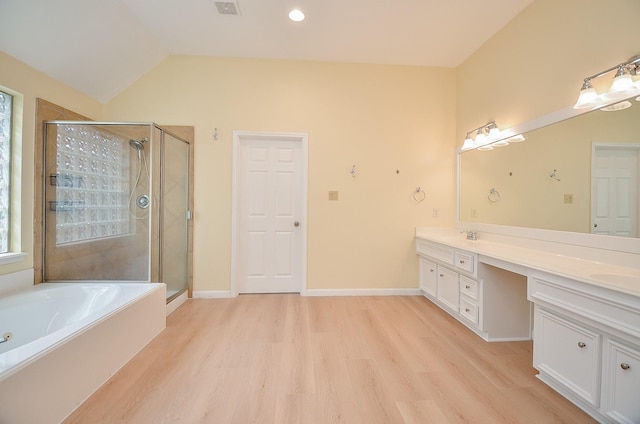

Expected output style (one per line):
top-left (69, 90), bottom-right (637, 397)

top-left (0, 51), bottom-right (103, 276)
top-left (456, 0), bottom-right (640, 139)
top-left (105, 57), bottom-right (456, 292)
top-left (12, 0), bottom-right (631, 289)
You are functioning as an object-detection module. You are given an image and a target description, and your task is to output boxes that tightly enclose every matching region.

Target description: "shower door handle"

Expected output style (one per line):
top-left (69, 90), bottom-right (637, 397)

top-left (294, 221), bottom-right (300, 227)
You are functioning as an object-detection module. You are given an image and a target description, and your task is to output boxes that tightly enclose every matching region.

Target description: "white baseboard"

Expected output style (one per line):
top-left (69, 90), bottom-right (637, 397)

top-left (192, 290), bottom-right (235, 299)
top-left (303, 288), bottom-right (421, 297)
top-left (166, 291), bottom-right (188, 315)
top-left (192, 288), bottom-right (421, 298)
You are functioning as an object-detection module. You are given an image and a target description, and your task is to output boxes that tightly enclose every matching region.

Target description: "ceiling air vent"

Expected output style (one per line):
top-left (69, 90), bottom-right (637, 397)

top-left (213, 1), bottom-right (241, 16)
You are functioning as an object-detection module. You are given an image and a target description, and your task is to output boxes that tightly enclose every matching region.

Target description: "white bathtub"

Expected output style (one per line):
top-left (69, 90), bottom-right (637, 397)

top-left (0, 282), bottom-right (166, 424)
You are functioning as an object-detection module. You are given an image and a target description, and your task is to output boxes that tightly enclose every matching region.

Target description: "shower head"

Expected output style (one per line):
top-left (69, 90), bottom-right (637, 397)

top-left (129, 138), bottom-right (146, 151)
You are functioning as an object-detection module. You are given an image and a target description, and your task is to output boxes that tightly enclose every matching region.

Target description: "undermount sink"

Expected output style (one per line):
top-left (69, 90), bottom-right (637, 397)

top-left (589, 273), bottom-right (640, 286)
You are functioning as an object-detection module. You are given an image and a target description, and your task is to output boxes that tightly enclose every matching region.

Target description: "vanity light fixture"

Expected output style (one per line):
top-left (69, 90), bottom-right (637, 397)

top-left (506, 134), bottom-right (525, 143)
top-left (462, 122), bottom-right (526, 151)
top-left (574, 54), bottom-right (640, 109)
top-left (462, 121), bottom-right (506, 151)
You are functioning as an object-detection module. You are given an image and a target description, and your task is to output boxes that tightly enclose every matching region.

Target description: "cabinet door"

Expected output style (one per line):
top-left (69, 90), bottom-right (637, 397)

top-left (534, 308), bottom-right (601, 406)
top-left (419, 257), bottom-right (437, 298)
top-left (604, 340), bottom-right (640, 424)
top-left (437, 266), bottom-right (459, 313)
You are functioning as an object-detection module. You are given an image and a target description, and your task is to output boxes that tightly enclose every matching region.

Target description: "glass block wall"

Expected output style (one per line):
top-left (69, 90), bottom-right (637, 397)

top-left (0, 91), bottom-right (12, 253)
top-left (53, 124), bottom-right (130, 245)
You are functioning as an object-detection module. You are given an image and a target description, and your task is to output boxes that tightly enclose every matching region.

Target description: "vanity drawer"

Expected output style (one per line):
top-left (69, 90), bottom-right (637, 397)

top-left (454, 250), bottom-right (476, 274)
top-left (528, 272), bottom-right (640, 340)
top-left (416, 239), bottom-right (454, 265)
top-left (459, 275), bottom-right (479, 301)
top-left (460, 298), bottom-right (479, 325)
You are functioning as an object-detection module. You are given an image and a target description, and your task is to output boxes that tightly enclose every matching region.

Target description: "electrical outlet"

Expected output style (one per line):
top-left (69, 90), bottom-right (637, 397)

top-left (328, 191), bottom-right (339, 201)
top-left (471, 208), bottom-right (478, 218)
top-left (564, 194), bottom-right (573, 204)
top-left (432, 208), bottom-right (439, 218)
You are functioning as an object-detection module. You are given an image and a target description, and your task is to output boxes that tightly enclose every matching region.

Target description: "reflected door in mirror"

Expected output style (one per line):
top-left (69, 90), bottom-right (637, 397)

top-left (592, 145), bottom-right (639, 237)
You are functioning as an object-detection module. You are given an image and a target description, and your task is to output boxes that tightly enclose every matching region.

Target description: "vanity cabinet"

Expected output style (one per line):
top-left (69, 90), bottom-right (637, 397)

top-left (459, 275), bottom-right (479, 325)
top-left (418, 257), bottom-right (437, 298)
top-left (529, 271), bottom-right (640, 423)
top-left (436, 266), bottom-right (459, 313)
top-left (604, 340), bottom-right (640, 423)
top-left (416, 238), bottom-right (530, 341)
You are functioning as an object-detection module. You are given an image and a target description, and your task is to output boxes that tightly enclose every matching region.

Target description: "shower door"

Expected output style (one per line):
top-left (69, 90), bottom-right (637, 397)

top-left (161, 132), bottom-right (190, 300)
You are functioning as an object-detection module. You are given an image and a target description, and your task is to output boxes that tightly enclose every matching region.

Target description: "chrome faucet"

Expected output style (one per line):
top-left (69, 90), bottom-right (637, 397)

top-left (460, 230), bottom-right (478, 241)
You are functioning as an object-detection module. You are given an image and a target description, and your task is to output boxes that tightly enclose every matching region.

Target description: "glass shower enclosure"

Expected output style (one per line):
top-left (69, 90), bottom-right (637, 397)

top-left (43, 121), bottom-right (191, 302)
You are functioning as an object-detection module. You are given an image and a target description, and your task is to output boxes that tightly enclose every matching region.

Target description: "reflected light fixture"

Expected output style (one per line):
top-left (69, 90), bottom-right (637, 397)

top-left (574, 54), bottom-right (640, 109)
top-left (462, 121), bottom-right (522, 151)
top-left (289, 9), bottom-right (305, 21)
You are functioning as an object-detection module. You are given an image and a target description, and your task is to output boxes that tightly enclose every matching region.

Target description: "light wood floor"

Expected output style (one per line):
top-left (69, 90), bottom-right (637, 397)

top-left (65, 295), bottom-right (595, 423)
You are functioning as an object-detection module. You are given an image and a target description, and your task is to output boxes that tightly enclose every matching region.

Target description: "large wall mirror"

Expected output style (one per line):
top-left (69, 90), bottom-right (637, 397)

top-left (458, 95), bottom-right (640, 239)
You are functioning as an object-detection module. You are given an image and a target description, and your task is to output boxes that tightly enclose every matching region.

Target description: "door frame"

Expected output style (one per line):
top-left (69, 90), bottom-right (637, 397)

top-left (231, 130), bottom-right (308, 296)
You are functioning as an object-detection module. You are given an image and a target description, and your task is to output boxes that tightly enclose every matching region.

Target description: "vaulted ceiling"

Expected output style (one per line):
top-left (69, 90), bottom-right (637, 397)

top-left (0, 0), bottom-right (532, 102)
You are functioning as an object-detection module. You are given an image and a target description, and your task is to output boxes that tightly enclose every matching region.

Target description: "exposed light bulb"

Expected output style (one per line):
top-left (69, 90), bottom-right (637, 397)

top-left (289, 9), bottom-right (305, 21)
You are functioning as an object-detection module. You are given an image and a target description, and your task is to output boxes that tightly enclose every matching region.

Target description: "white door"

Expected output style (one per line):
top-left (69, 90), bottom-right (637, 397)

top-left (233, 132), bottom-right (306, 294)
top-left (591, 145), bottom-right (639, 237)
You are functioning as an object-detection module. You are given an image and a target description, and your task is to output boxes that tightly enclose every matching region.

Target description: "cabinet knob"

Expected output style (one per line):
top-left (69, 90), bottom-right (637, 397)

top-left (577, 342), bottom-right (586, 348)
top-left (459, 260), bottom-right (465, 264)
top-left (439, 274), bottom-right (444, 277)
top-left (430, 269), bottom-right (434, 272)
top-left (620, 363), bottom-right (631, 370)
top-left (465, 308), bottom-right (470, 312)
top-left (465, 285), bottom-right (471, 289)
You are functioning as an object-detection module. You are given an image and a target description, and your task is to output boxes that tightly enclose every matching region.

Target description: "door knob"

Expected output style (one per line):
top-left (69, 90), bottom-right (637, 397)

top-left (593, 223), bottom-right (598, 228)
top-left (294, 221), bottom-right (300, 227)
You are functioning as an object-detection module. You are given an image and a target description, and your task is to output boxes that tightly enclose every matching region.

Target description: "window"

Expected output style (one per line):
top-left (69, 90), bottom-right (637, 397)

top-left (0, 90), bottom-right (12, 253)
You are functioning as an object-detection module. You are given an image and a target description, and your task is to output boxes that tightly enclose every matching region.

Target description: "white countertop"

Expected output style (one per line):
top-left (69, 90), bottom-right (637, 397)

top-left (416, 227), bottom-right (640, 297)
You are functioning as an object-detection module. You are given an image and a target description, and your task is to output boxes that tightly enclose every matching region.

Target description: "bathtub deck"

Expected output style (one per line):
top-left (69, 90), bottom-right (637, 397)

top-left (64, 295), bottom-right (594, 423)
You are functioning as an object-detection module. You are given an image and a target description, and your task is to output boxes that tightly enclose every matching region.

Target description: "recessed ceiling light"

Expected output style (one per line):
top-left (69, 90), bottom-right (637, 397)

top-left (288, 9), bottom-right (305, 22)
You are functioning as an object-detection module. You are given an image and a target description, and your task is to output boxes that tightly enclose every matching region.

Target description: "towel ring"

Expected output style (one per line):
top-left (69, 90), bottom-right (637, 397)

top-left (413, 187), bottom-right (426, 202)
top-left (488, 188), bottom-right (501, 203)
